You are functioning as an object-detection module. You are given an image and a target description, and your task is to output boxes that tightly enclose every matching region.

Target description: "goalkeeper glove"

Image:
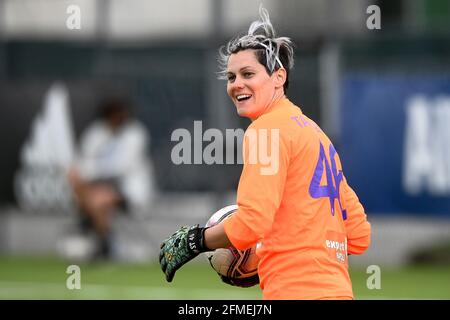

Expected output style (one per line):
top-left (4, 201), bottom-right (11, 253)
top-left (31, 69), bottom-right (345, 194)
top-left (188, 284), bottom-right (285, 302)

top-left (159, 225), bottom-right (210, 282)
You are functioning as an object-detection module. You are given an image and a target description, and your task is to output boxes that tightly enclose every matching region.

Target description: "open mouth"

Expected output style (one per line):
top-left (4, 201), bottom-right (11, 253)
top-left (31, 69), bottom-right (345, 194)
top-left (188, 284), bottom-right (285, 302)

top-left (236, 94), bottom-right (252, 102)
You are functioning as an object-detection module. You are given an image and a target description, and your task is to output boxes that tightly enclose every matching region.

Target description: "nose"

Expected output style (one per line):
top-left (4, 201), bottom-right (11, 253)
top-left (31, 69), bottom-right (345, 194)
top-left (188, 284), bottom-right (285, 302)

top-left (229, 76), bottom-right (245, 92)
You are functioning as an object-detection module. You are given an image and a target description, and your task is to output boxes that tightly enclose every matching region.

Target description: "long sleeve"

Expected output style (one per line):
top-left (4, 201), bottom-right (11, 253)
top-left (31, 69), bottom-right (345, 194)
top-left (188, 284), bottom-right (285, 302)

top-left (224, 122), bottom-right (290, 250)
top-left (343, 178), bottom-right (371, 255)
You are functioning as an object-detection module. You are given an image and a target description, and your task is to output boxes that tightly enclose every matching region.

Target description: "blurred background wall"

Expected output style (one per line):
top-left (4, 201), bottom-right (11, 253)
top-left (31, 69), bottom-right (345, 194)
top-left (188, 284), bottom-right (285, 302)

top-left (0, 0), bottom-right (450, 267)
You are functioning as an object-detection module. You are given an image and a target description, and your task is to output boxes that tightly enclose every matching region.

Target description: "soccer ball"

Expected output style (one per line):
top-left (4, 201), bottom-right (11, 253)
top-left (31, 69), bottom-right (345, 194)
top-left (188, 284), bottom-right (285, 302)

top-left (204, 204), bottom-right (260, 287)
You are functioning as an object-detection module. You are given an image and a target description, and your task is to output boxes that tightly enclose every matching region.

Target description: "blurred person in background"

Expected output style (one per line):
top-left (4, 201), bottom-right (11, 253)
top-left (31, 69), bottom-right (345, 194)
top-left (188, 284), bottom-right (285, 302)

top-left (68, 98), bottom-right (155, 260)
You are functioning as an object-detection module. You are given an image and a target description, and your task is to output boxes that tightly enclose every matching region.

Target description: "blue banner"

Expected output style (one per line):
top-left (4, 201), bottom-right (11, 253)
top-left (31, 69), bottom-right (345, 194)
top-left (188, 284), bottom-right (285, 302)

top-left (340, 74), bottom-right (450, 216)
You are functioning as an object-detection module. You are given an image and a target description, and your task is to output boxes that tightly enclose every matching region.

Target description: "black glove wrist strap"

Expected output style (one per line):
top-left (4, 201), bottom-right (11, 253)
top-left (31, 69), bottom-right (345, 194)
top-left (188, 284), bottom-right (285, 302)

top-left (187, 225), bottom-right (210, 254)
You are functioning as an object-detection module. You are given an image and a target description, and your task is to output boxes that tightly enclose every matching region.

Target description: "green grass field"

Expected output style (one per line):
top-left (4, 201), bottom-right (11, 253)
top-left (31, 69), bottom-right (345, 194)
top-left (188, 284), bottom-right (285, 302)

top-left (0, 256), bottom-right (449, 299)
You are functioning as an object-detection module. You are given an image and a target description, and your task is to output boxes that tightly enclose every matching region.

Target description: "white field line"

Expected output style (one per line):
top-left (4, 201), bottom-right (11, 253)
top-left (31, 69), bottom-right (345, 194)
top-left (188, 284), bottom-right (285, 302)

top-left (355, 295), bottom-right (424, 300)
top-left (0, 281), bottom-right (414, 300)
top-left (0, 282), bottom-right (418, 300)
top-left (0, 281), bottom-right (261, 299)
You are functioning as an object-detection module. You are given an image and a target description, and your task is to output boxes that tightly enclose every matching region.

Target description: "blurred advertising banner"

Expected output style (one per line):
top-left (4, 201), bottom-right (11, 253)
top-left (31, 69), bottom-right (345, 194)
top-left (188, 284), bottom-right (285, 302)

top-left (0, 80), bottom-right (128, 209)
top-left (341, 75), bottom-right (450, 216)
top-left (14, 82), bottom-right (75, 213)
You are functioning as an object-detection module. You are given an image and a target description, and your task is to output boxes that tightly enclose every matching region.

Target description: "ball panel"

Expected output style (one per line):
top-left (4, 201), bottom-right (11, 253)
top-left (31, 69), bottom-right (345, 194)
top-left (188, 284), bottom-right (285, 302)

top-left (204, 205), bottom-right (260, 286)
top-left (205, 204), bottom-right (238, 228)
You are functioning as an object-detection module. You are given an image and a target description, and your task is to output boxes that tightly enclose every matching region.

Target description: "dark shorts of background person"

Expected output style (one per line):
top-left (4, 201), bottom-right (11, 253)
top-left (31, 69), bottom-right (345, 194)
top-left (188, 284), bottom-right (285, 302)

top-left (78, 177), bottom-right (129, 235)
top-left (89, 177), bottom-right (129, 213)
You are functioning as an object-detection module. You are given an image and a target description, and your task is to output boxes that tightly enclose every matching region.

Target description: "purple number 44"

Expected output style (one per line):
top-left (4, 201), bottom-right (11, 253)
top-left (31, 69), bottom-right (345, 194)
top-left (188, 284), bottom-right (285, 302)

top-left (309, 142), bottom-right (347, 220)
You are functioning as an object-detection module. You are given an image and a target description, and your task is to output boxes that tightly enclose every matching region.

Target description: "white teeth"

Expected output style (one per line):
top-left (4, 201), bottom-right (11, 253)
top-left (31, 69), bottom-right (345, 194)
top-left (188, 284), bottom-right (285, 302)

top-left (236, 94), bottom-right (251, 101)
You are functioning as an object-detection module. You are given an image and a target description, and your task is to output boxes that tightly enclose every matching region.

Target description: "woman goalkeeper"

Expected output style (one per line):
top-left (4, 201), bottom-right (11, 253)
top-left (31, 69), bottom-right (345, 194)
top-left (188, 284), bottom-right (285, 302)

top-left (159, 6), bottom-right (371, 300)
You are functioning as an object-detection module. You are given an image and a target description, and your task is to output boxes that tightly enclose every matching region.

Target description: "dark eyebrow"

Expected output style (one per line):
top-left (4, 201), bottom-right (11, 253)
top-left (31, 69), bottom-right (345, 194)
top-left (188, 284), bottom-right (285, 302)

top-left (240, 66), bottom-right (253, 72)
top-left (226, 66), bottom-right (254, 75)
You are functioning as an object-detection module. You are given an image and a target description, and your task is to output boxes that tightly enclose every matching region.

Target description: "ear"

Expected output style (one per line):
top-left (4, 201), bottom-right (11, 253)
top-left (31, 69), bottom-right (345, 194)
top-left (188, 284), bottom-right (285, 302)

top-left (273, 68), bottom-right (287, 89)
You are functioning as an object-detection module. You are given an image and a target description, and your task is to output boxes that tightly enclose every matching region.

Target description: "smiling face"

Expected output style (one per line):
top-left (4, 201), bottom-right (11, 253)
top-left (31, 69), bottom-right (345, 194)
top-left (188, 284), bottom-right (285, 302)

top-left (226, 49), bottom-right (286, 120)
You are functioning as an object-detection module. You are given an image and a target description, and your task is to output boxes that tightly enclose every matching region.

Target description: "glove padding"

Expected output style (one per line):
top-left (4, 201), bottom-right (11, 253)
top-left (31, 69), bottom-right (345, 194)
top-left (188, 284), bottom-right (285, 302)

top-left (159, 225), bottom-right (209, 282)
top-left (220, 273), bottom-right (260, 288)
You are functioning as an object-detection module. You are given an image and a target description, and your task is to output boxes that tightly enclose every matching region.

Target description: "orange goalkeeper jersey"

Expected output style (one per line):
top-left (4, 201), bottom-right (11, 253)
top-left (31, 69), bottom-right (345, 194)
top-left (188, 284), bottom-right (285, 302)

top-left (223, 98), bottom-right (371, 300)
